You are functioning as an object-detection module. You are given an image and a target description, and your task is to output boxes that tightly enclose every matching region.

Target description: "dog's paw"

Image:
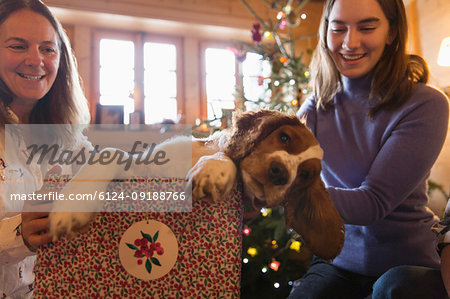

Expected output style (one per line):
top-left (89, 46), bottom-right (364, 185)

top-left (49, 211), bottom-right (97, 241)
top-left (186, 152), bottom-right (237, 203)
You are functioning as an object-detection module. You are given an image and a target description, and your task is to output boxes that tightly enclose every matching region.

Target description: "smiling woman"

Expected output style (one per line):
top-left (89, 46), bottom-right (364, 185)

top-left (0, 0), bottom-right (89, 126)
top-left (289, 0), bottom-right (449, 298)
top-left (0, 9), bottom-right (60, 121)
top-left (325, 0), bottom-right (395, 79)
top-left (0, 0), bottom-right (91, 298)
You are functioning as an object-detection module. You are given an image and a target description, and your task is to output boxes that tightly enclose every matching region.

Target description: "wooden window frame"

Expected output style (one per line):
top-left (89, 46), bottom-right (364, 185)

top-left (92, 29), bottom-right (184, 124)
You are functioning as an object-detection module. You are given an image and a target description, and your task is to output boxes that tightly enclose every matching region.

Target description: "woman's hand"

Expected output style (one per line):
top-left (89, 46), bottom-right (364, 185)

top-left (21, 210), bottom-right (52, 251)
top-left (21, 166), bottom-right (62, 251)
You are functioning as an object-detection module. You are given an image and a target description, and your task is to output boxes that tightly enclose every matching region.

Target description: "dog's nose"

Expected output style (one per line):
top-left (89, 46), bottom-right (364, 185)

top-left (268, 161), bottom-right (289, 185)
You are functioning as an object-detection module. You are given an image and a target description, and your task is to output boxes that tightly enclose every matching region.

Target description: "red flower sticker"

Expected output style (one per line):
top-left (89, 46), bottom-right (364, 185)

top-left (126, 230), bottom-right (164, 274)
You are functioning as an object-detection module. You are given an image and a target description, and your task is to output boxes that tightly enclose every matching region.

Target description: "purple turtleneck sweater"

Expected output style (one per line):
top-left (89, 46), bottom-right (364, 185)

top-left (298, 75), bottom-right (449, 276)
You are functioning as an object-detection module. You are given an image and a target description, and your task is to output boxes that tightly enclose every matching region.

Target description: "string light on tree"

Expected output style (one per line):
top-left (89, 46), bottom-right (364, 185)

top-left (271, 240), bottom-right (279, 249)
top-left (277, 11), bottom-right (286, 20)
top-left (269, 260), bottom-right (281, 271)
top-left (261, 207), bottom-right (272, 217)
top-left (247, 247), bottom-right (258, 257)
top-left (243, 227), bottom-right (252, 236)
top-left (289, 241), bottom-right (302, 252)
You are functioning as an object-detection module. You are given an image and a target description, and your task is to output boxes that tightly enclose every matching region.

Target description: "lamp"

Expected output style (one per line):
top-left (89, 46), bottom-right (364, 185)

top-left (437, 37), bottom-right (450, 67)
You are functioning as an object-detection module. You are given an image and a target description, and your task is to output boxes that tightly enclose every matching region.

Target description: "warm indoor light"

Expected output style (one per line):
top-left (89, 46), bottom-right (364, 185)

top-left (269, 260), bottom-right (280, 271)
top-left (247, 247), bottom-right (258, 257)
top-left (437, 37), bottom-right (450, 66)
top-left (290, 241), bottom-right (302, 252)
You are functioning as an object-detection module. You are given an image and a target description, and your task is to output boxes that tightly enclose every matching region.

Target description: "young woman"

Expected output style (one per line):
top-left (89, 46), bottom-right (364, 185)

top-left (0, 0), bottom-right (90, 297)
top-left (289, 0), bottom-right (449, 298)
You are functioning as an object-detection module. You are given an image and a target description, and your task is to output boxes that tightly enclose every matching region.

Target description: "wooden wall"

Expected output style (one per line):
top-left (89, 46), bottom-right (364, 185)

top-left (406, 0), bottom-right (450, 88)
top-left (405, 0), bottom-right (450, 203)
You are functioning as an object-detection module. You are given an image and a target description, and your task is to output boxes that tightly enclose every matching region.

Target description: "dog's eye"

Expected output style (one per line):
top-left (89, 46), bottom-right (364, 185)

top-left (300, 170), bottom-right (310, 179)
top-left (280, 133), bottom-right (290, 143)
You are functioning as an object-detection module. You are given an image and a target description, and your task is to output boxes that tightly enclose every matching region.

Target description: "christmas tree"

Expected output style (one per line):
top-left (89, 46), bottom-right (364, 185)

top-left (192, 0), bottom-right (317, 296)
top-left (233, 0), bottom-right (314, 114)
top-left (241, 206), bottom-right (312, 298)
top-left (232, 0), bottom-right (316, 297)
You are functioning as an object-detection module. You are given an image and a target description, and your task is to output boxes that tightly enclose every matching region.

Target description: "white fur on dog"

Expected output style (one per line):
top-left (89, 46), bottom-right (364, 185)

top-left (49, 135), bottom-right (237, 240)
top-left (241, 144), bottom-right (323, 207)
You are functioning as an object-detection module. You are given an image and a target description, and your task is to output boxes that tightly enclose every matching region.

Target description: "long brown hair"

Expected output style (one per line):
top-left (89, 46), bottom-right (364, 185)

top-left (310, 0), bottom-right (429, 118)
top-left (0, 0), bottom-right (90, 125)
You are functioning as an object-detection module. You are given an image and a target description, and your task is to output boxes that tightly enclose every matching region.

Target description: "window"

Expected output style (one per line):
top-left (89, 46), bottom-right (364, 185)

top-left (94, 31), bottom-right (182, 124)
top-left (99, 39), bottom-right (135, 122)
top-left (202, 45), bottom-right (271, 124)
top-left (204, 48), bottom-right (236, 122)
top-left (93, 31), bottom-right (270, 126)
top-left (144, 43), bottom-right (178, 124)
top-left (241, 52), bottom-right (271, 110)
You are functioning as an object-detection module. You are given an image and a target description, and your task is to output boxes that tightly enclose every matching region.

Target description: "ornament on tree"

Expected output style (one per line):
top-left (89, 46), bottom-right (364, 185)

top-left (251, 23), bottom-right (262, 43)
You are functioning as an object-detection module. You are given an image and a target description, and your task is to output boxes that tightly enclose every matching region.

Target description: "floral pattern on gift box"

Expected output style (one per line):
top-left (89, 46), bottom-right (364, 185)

top-left (34, 177), bottom-right (243, 298)
top-left (126, 231), bottom-right (164, 273)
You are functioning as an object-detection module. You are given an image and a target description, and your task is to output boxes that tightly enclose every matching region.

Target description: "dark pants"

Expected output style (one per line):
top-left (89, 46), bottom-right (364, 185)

top-left (288, 257), bottom-right (447, 299)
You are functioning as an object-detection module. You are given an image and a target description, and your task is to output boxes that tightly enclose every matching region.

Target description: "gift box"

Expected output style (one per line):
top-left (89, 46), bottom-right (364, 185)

top-left (34, 178), bottom-right (243, 298)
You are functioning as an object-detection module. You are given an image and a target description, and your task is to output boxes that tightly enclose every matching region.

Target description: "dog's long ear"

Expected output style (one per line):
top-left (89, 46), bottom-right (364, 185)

top-left (284, 167), bottom-right (345, 261)
top-left (225, 109), bottom-right (302, 161)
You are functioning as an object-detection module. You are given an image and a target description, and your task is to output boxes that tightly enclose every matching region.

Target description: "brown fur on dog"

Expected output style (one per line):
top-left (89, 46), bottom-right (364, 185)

top-left (283, 159), bottom-right (345, 261)
top-left (227, 109), bottom-right (345, 260)
top-left (225, 109), bottom-right (304, 161)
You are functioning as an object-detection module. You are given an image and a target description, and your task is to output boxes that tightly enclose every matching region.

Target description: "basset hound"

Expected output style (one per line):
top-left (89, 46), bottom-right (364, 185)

top-left (49, 109), bottom-right (344, 260)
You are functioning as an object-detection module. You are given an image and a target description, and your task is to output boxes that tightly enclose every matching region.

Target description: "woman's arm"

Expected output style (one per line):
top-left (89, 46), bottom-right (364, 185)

top-left (328, 90), bottom-right (449, 225)
top-left (0, 214), bottom-right (35, 265)
top-left (299, 89), bottom-right (449, 225)
top-left (0, 152), bottom-right (35, 265)
top-left (0, 165), bottom-right (62, 265)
